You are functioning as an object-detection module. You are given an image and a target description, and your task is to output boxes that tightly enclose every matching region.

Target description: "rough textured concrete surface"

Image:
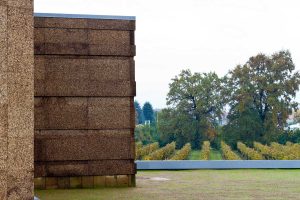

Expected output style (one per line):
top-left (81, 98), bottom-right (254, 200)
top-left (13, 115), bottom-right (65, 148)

top-left (34, 130), bottom-right (135, 161)
top-left (34, 14), bottom-right (136, 188)
top-left (34, 174), bottom-right (135, 189)
top-left (34, 56), bottom-right (135, 96)
top-left (0, 0), bottom-right (34, 199)
top-left (34, 160), bottom-right (136, 177)
top-left (34, 97), bottom-right (134, 129)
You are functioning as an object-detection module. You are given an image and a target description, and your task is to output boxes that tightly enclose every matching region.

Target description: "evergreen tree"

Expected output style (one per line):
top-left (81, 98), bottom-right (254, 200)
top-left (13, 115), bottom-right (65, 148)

top-left (143, 102), bottom-right (154, 123)
top-left (134, 100), bottom-right (144, 124)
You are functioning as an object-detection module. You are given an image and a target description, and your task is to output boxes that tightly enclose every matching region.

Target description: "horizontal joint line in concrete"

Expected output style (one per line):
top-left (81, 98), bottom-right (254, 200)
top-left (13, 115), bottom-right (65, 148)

top-left (35, 159), bottom-right (135, 162)
top-left (34, 54), bottom-right (135, 57)
top-left (34, 96), bottom-right (135, 98)
top-left (34, 13), bottom-right (136, 21)
top-left (34, 27), bottom-right (135, 31)
top-left (136, 160), bottom-right (300, 169)
top-left (35, 128), bottom-right (134, 131)
top-left (34, 55), bottom-right (135, 59)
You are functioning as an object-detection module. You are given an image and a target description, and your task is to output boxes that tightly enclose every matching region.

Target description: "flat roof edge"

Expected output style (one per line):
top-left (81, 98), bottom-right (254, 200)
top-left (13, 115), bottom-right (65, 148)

top-left (34, 13), bottom-right (136, 20)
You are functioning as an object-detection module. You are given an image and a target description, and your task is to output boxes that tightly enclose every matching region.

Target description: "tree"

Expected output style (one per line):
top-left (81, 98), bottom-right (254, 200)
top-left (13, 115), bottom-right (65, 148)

top-left (159, 69), bottom-right (225, 148)
top-left (143, 102), bottom-right (154, 123)
top-left (134, 101), bottom-right (144, 124)
top-left (223, 50), bottom-right (300, 145)
top-left (222, 101), bottom-right (263, 147)
top-left (277, 129), bottom-right (300, 144)
top-left (134, 124), bottom-right (154, 144)
top-left (157, 108), bottom-right (197, 148)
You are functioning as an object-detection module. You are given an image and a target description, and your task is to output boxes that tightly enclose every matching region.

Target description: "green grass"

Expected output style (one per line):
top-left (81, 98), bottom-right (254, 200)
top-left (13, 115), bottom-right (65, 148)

top-left (209, 149), bottom-right (223, 160)
top-left (188, 149), bottom-right (223, 160)
top-left (188, 150), bottom-right (201, 160)
top-left (35, 170), bottom-right (300, 200)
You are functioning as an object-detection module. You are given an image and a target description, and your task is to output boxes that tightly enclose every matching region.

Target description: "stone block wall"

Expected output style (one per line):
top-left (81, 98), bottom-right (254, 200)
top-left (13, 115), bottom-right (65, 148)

top-left (33, 14), bottom-right (136, 188)
top-left (0, 0), bottom-right (34, 199)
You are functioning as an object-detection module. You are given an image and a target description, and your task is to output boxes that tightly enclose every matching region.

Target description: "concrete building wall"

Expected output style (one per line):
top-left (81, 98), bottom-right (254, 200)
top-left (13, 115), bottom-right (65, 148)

top-left (33, 14), bottom-right (136, 188)
top-left (0, 0), bottom-right (34, 199)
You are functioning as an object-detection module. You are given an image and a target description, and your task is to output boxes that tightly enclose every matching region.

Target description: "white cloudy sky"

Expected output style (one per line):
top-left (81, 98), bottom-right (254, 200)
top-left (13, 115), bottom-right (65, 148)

top-left (35, 0), bottom-right (300, 109)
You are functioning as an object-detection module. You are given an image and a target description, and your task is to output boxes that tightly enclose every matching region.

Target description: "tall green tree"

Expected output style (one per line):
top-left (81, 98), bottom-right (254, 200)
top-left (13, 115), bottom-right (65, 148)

top-left (222, 102), bottom-right (263, 147)
top-left (223, 50), bottom-right (300, 145)
top-left (143, 102), bottom-right (154, 123)
top-left (159, 70), bottom-right (225, 148)
top-left (134, 100), bottom-right (144, 124)
top-left (157, 108), bottom-right (199, 148)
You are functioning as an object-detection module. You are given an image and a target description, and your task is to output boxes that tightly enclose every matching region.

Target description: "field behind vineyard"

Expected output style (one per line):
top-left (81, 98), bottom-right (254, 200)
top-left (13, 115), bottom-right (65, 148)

top-left (136, 141), bottom-right (300, 160)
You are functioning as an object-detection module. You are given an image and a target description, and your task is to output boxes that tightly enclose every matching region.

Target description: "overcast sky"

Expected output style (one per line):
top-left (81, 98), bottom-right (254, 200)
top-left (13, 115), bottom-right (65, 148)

top-left (35, 0), bottom-right (300, 109)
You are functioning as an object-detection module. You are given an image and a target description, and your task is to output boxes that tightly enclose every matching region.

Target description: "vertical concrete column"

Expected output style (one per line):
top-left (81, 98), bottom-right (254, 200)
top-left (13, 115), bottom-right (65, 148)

top-left (0, 0), bottom-right (34, 199)
top-left (0, 3), bottom-right (7, 198)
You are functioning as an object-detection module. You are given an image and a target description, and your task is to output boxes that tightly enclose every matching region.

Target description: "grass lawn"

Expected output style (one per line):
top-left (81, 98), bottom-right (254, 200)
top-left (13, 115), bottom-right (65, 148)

top-left (35, 169), bottom-right (300, 200)
top-left (188, 150), bottom-right (201, 160)
top-left (209, 149), bottom-right (223, 160)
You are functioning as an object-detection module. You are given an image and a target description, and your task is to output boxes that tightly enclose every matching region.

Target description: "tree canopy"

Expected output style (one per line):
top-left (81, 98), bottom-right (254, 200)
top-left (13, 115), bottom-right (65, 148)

top-left (223, 50), bottom-right (300, 146)
top-left (136, 50), bottom-right (300, 150)
top-left (158, 70), bottom-right (225, 148)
